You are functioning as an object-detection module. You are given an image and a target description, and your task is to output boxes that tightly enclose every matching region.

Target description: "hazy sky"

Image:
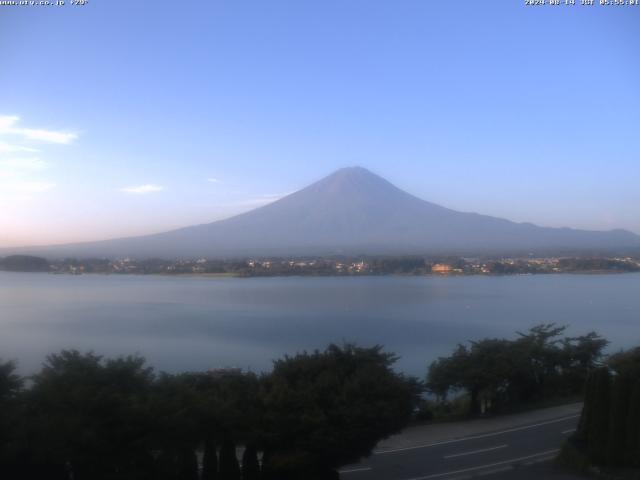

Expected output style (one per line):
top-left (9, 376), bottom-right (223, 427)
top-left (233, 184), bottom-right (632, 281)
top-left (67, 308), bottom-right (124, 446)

top-left (1, 1), bottom-right (639, 247)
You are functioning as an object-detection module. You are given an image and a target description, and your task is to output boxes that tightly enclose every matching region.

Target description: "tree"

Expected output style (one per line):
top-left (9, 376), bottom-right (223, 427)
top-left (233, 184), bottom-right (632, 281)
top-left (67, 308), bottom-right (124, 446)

top-left (27, 350), bottom-right (155, 479)
top-left (571, 346), bottom-right (640, 468)
top-left (427, 325), bottom-right (608, 416)
top-left (513, 324), bottom-right (567, 398)
top-left (585, 367), bottom-right (611, 464)
top-left (241, 444), bottom-right (261, 480)
top-left (177, 448), bottom-right (199, 480)
top-left (605, 375), bottom-right (632, 465)
top-left (186, 369), bottom-right (261, 449)
top-left (0, 255), bottom-right (49, 272)
top-left (0, 360), bottom-right (23, 474)
top-left (569, 345), bottom-right (640, 469)
top-left (260, 344), bottom-right (422, 479)
top-left (149, 373), bottom-right (202, 480)
top-left (426, 345), bottom-right (467, 402)
top-left (625, 382), bottom-right (640, 467)
top-left (428, 339), bottom-right (518, 415)
top-left (202, 437), bottom-right (219, 480)
top-left (609, 347), bottom-right (640, 466)
top-left (560, 332), bottom-right (608, 394)
top-left (609, 346), bottom-right (640, 379)
top-left (2, 344), bottom-right (426, 478)
top-left (465, 339), bottom-right (518, 413)
top-left (219, 437), bottom-right (241, 480)
top-left (0, 360), bottom-right (22, 402)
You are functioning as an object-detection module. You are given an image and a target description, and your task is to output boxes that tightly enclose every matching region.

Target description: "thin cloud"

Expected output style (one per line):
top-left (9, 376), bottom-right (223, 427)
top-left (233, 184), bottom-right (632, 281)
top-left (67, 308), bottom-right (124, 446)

top-left (226, 192), bottom-right (290, 207)
top-left (207, 177), bottom-right (221, 184)
top-left (121, 184), bottom-right (164, 194)
top-left (0, 115), bottom-right (78, 145)
top-left (12, 181), bottom-right (56, 193)
top-left (0, 157), bottom-right (47, 172)
top-left (0, 116), bottom-right (71, 208)
top-left (0, 142), bottom-right (39, 153)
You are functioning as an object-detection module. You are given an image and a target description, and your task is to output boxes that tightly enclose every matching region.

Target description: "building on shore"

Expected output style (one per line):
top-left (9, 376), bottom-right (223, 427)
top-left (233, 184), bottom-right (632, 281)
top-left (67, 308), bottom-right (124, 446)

top-left (431, 263), bottom-right (453, 274)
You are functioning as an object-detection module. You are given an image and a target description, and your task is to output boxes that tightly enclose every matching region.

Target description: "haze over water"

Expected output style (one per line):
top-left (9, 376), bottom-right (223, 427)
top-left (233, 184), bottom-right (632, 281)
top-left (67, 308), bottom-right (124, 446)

top-left (1, 272), bottom-right (638, 377)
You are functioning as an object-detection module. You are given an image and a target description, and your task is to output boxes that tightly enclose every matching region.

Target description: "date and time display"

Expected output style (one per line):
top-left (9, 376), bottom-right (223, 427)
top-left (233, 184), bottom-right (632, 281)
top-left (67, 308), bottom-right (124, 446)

top-left (525, 0), bottom-right (639, 5)
top-left (1, 0), bottom-right (637, 7)
top-left (0, 0), bottom-right (88, 6)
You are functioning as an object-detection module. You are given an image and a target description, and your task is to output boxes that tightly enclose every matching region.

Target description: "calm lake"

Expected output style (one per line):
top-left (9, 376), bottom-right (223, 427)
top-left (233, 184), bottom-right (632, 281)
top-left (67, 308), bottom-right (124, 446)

top-left (1, 272), bottom-right (639, 377)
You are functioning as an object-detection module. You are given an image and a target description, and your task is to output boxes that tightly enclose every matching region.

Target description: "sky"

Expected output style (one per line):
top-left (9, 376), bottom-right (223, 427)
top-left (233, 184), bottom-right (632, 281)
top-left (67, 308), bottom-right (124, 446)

top-left (1, 0), bottom-right (639, 247)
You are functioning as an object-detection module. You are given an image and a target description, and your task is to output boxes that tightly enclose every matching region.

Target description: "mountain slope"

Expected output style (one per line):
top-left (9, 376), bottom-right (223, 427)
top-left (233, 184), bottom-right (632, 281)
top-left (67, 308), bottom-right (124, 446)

top-left (9, 167), bottom-right (640, 258)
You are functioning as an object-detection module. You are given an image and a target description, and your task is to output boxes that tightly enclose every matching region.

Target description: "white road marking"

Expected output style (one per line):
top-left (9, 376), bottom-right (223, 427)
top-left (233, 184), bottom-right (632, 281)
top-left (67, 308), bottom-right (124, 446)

top-left (403, 449), bottom-right (560, 480)
top-left (477, 465), bottom-right (514, 477)
top-left (443, 444), bottom-right (508, 459)
top-left (339, 466), bottom-right (373, 474)
top-left (561, 428), bottom-right (576, 434)
top-left (375, 414), bottom-right (580, 455)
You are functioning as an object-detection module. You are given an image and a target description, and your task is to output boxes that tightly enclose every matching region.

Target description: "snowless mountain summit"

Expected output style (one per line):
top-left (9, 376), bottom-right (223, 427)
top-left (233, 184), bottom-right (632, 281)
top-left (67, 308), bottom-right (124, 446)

top-left (13, 167), bottom-right (640, 258)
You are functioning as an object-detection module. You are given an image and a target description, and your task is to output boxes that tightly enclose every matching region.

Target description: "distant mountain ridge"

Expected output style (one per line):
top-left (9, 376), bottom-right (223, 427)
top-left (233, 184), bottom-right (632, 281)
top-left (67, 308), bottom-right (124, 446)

top-left (6, 167), bottom-right (640, 259)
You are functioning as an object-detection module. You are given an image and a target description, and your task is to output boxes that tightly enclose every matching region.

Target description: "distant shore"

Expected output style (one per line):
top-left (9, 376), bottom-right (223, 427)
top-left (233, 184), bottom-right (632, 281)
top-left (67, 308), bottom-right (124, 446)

top-left (2, 253), bottom-right (639, 277)
top-left (2, 269), bottom-right (639, 279)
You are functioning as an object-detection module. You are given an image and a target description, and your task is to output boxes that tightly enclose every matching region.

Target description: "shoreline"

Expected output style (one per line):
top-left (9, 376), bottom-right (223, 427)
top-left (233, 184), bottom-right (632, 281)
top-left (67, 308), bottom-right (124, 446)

top-left (1, 269), bottom-right (638, 278)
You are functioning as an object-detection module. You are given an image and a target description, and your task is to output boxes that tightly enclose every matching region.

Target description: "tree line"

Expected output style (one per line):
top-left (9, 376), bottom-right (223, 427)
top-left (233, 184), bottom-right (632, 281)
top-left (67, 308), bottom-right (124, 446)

top-left (0, 345), bottom-right (421, 480)
top-left (426, 324), bottom-right (608, 415)
top-left (568, 346), bottom-right (640, 469)
top-left (0, 326), bottom-right (624, 479)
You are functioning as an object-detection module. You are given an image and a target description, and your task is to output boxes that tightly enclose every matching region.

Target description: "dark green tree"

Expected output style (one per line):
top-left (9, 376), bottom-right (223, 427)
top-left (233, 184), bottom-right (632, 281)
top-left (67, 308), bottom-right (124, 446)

top-left (219, 437), bottom-right (241, 480)
top-left (426, 345), bottom-right (467, 402)
top-left (0, 360), bottom-right (22, 401)
top-left (576, 367), bottom-right (596, 442)
top-left (512, 324), bottom-right (567, 399)
top-left (427, 325), bottom-right (608, 416)
top-left (0, 360), bottom-right (24, 475)
top-left (241, 444), bottom-right (261, 480)
top-left (605, 375), bottom-right (632, 465)
top-left (260, 343), bottom-right (422, 479)
top-left (571, 346), bottom-right (640, 468)
top-left (187, 369), bottom-right (261, 451)
top-left (609, 347), bottom-right (640, 466)
top-left (560, 332), bottom-right (608, 395)
top-left (150, 373), bottom-right (202, 479)
top-left (429, 338), bottom-right (529, 414)
top-left (27, 350), bottom-right (155, 479)
top-left (585, 367), bottom-right (611, 464)
top-left (0, 255), bottom-right (49, 272)
top-left (177, 448), bottom-right (199, 480)
top-left (625, 382), bottom-right (640, 467)
top-left (609, 347), bottom-right (640, 379)
top-left (202, 437), bottom-right (219, 480)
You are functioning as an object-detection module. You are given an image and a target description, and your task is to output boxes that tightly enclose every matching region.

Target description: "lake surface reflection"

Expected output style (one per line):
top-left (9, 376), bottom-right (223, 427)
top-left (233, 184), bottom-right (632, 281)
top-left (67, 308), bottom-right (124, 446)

top-left (1, 272), bottom-right (638, 377)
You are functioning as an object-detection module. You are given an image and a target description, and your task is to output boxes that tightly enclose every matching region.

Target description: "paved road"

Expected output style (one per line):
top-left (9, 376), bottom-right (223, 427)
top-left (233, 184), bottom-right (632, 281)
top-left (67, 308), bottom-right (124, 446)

top-left (339, 404), bottom-right (584, 480)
